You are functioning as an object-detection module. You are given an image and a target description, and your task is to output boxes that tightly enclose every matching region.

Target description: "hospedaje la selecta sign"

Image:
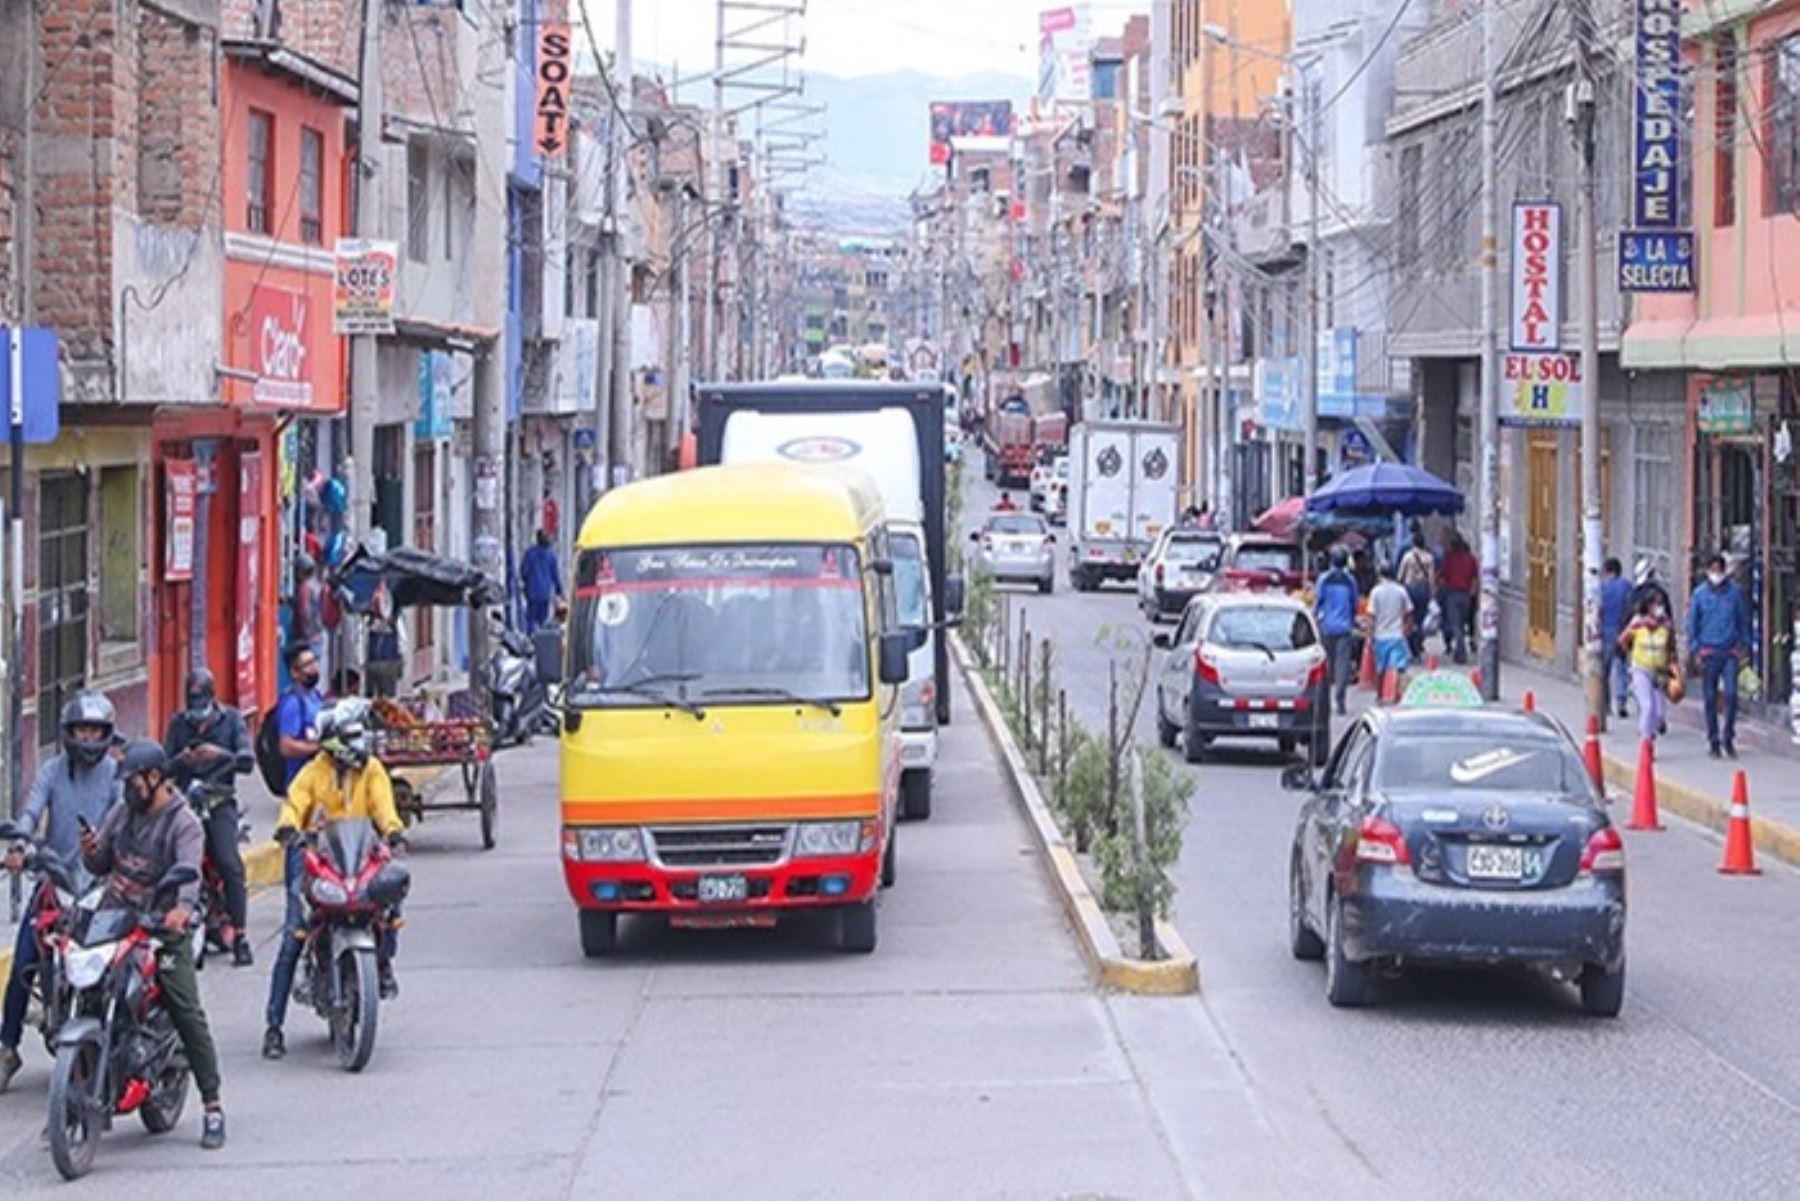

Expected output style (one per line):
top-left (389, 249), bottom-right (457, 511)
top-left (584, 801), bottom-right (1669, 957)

top-left (1619, 0), bottom-right (1695, 292)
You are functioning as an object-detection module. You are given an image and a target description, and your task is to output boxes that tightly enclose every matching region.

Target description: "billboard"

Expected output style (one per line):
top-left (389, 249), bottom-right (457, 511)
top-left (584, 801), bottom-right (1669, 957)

top-left (1499, 352), bottom-right (1583, 426)
top-left (1038, 6), bottom-right (1092, 103)
top-left (928, 100), bottom-right (1016, 164)
top-left (333, 238), bottom-right (398, 335)
top-left (1632, 0), bottom-right (1682, 227)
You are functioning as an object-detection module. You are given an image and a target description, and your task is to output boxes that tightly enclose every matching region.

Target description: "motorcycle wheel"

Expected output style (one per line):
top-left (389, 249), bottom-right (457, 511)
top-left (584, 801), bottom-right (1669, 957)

top-left (48, 1041), bottom-right (102, 1181)
top-left (138, 1060), bottom-right (190, 1135)
top-left (331, 948), bottom-right (380, 1073)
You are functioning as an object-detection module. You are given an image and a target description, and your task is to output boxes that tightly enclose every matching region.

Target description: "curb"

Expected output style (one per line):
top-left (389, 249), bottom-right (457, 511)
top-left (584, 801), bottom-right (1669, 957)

top-left (950, 633), bottom-right (1200, 996)
top-left (1602, 751), bottom-right (1800, 869)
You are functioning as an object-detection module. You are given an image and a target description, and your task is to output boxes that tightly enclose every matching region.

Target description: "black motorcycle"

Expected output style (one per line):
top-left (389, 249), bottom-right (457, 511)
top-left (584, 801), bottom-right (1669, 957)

top-left (485, 611), bottom-right (558, 746)
top-left (46, 864), bottom-right (200, 1181)
top-left (294, 820), bottom-right (410, 1072)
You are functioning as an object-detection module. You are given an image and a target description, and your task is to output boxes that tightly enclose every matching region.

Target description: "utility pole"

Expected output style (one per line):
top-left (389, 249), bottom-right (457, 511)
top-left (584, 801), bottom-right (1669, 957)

top-left (609, 0), bottom-right (634, 487)
top-left (1574, 0), bottom-right (1604, 727)
top-left (665, 183), bottom-right (688, 464)
top-left (348, 0), bottom-right (382, 554)
top-left (706, 1), bottom-right (724, 383)
top-left (1301, 66), bottom-right (1321, 497)
top-left (1477, 0), bottom-right (1502, 701)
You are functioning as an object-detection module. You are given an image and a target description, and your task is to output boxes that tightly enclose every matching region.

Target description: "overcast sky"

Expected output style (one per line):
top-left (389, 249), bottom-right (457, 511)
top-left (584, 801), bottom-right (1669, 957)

top-left (582, 0), bottom-right (1150, 82)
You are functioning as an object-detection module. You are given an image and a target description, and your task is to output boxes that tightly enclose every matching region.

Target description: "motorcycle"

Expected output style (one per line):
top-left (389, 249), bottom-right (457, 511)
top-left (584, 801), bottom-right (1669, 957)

top-left (485, 610), bottom-right (557, 746)
top-left (294, 819), bottom-right (410, 1072)
top-left (181, 781), bottom-right (249, 969)
top-left (0, 822), bottom-right (99, 1056)
top-left (45, 863), bottom-right (200, 1181)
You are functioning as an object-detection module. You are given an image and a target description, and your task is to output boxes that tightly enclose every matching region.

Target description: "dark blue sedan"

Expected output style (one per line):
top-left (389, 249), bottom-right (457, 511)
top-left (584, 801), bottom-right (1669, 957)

top-left (1284, 706), bottom-right (1627, 1016)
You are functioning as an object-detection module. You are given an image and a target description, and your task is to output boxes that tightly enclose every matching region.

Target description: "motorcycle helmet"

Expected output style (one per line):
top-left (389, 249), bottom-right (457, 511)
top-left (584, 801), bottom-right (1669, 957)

top-left (60, 693), bottom-right (118, 769)
top-left (117, 738), bottom-right (170, 780)
top-left (318, 699), bottom-right (374, 770)
top-left (1632, 556), bottom-right (1657, 587)
top-left (185, 668), bottom-right (219, 723)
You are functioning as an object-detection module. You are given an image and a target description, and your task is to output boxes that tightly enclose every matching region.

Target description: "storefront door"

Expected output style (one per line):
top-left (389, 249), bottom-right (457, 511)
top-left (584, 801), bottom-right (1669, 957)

top-left (1526, 432), bottom-right (1558, 660)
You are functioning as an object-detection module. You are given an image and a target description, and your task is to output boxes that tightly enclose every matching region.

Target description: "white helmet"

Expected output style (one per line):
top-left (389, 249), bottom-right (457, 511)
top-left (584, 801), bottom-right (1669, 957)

top-left (318, 699), bottom-right (374, 770)
top-left (1632, 556), bottom-right (1657, 586)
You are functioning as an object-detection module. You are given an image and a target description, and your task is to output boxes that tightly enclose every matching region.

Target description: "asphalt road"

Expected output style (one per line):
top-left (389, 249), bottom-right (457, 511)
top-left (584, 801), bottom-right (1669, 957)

top-left (967, 454), bottom-right (1800, 1199)
top-left (0, 681), bottom-right (1229, 1199)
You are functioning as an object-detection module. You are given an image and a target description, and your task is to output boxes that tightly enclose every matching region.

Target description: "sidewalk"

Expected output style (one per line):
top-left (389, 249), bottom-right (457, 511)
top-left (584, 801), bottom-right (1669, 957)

top-left (1442, 658), bottom-right (1800, 868)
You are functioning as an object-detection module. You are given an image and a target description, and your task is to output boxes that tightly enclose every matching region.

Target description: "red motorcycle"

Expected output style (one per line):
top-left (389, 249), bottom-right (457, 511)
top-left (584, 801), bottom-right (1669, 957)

top-left (294, 819), bottom-right (410, 1072)
top-left (183, 781), bottom-right (246, 968)
top-left (0, 821), bottom-right (97, 1056)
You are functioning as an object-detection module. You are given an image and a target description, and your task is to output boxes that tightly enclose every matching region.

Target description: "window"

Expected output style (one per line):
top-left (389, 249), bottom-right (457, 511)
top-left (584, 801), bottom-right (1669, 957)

top-left (444, 157), bottom-right (458, 260)
top-left (1397, 143), bottom-right (1422, 265)
top-left (37, 475), bottom-right (89, 742)
top-left (407, 139), bottom-right (430, 262)
top-left (585, 249), bottom-right (600, 317)
top-left (1715, 37), bottom-right (1737, 228)
top-left (1770, 34), bottom-right (1800, 215)
top-left (97, 466), bottom-right (139, 645)
top-left (299, 126), bottom-right (323, 244)
top-left (247, 109), bottom-right (274, 233)
top-left (1632, 424), bottom-right (1675, 574)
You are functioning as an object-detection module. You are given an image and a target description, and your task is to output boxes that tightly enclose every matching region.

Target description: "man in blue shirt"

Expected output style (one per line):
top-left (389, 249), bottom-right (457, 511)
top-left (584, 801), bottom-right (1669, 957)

top-left (1687, 553), bottom-right (1752, 758)
top-left (263, 642), bottom-right (323, 1060)
top-left (1314, 548), bottom-right (1360, 716)
top-left (1599, 558), bottom-right (1632, 719)
top-left (520, 529), bottom-right (563, 634)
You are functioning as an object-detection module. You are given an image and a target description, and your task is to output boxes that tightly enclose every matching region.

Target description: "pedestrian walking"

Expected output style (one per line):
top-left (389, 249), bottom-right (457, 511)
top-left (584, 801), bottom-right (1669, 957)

top-left (1438, 534), bottom-right (1478, 665)
top-left (1368, 563), bottom-right (1412, 701)
top-left (1687, 552), bottom-right (1752, 758)
top-left (1314, 548), bottom-right (1360, 716)
top-left (520, 528), bottom-right (564, 635)
top-left (365, 582), bottom-right (405, 698)
top-left (290, 553), bottom-right (329, 679)
top-left (1397, 533), bottom-right (1436, 658)
top-left (1618, 594), bottom-right (1676, 744)
top-left (1600, 558), bottom-right (1633, 718)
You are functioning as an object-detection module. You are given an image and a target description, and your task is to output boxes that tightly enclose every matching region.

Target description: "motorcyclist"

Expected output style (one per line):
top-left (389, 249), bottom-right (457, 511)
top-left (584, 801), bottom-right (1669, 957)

top-left (162, 668), bottom-right (255, 966)
top-left (0, 693), bottom-right (120, 1092)
top-left (262, 700), bottom-right (408, 1061)
top-left (81, 740), bottom-right (226, 1150)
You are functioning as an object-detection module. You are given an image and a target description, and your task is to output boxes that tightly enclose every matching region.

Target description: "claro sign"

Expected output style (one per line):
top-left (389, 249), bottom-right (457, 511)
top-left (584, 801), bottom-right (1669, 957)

top-left (250, 285), bottom-right (315, 408)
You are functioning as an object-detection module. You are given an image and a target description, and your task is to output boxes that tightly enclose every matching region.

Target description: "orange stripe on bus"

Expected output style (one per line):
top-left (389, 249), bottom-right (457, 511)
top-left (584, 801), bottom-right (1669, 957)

top-left (562, 794), bottom-right (881, 824)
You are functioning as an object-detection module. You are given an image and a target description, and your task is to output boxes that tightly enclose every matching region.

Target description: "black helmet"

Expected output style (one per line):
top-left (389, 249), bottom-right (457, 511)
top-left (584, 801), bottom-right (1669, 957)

top-left (117, 739), bottom-right (170, 781)
top-left (185, 668), bottom-right (218, 720)
top-left (60, 693), bottom-right (117, 768)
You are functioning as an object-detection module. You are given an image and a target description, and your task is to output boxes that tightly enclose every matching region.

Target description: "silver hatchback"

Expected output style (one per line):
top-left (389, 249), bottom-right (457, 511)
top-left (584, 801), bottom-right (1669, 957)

top-left (972, 512), bottom-right (1057, 593)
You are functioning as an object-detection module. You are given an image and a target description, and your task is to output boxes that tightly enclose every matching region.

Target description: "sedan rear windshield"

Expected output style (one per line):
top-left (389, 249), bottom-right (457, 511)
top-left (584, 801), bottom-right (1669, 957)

top-left (1166, 538), bottom-right (1221, 568)
top-left (1375, 735), bottom-right (1587, 795)
top-left (1234, 545), bottom-right (1300, 573)
top-left (1208, 607), bottom-right (1317, 651)
top-left (987, 515), bottom-right (1047, 535)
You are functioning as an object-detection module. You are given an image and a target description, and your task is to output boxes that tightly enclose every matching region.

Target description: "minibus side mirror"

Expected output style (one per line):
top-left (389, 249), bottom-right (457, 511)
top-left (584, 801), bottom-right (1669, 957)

top-left (878, 632), bottom-right (911, 685)
top-left (944, 574), bottom-right (966, 616)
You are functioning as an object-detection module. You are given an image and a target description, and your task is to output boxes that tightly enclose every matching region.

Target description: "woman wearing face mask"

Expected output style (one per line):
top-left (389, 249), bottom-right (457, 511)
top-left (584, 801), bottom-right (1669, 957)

top-left (1619, 593), bottom-right (1678, 745)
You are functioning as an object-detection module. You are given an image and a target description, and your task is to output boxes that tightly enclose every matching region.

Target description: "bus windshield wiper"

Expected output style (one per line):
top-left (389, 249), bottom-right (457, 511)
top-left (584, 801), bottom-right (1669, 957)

top-left (591, 674), bottom-right (705, 719)
top-left (700, 686), bottom-right (841, 716)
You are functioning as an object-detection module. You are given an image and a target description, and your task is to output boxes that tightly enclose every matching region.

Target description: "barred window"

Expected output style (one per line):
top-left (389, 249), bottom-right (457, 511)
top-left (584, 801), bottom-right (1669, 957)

top-left (1769, 35), bottom-right (1800, 216)
top-left (1632, 424), bottom-right (1676, 576)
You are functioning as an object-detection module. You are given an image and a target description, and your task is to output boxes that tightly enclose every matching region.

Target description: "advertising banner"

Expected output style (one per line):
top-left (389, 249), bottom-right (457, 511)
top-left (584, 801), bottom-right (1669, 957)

top-left (1510, 202), bottom-right (1562, 351)
top-left (1257, 358), bottom-right (1301, 432)
top-left (236, 452), bottom-right (263, 706)
top-left (1697, 377), bottom-right (1754, 435)
top-left (1316, 328), bottom-right (1359, 418)
top-left (165, 459), bottom-right (197, 581)
top-left (1038, 6), bottom-right (1092, 103)
top-left (535, 22), bottom-right (573, 157)
top-left (251, 285), bottom-right (317, 407)
top-left (928, 100), bottom-right (1016, 164)
top-left (1633, 0), bottom-right (1682, 227)
top-left (332, 239), bottom-right (398, 336)
top-left (1500, 352), bottom-right (1583, 426)
top-left (1619, 228), bottom-right (1696, 292)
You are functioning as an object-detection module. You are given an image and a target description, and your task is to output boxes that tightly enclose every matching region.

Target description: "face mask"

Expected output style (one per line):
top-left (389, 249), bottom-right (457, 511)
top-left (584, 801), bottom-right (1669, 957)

top-left (297, 666), bottom-right (321, 689)
top-left (186, 700), bottom-right (216, 724)
top-left (1651, 605), bottom-right (1665, 619)
top-left (1709, 572), bottom-right (1726, 587)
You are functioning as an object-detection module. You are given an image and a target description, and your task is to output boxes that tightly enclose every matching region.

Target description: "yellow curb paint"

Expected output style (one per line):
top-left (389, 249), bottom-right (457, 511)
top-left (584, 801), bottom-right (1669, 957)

top-left (1603, 752), bottom-right (1800, 870)
top-left (951, 633), bottom-right (1201, 996)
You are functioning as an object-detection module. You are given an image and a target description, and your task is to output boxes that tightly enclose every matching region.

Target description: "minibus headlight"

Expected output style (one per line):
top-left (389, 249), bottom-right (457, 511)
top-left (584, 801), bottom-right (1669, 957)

top-left (795, 821), bottom-right (862, 858)
top-left (564, 826), bottom-right (646, 863)
top-left (900, 677), bottom-right (936, 729)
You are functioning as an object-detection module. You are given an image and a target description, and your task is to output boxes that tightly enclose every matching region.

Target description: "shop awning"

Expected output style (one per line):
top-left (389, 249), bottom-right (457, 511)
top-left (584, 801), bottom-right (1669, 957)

top-left (1621, 314), bottom-right (1800, 372)
top-left (391, 317), bottom-right (502, 354)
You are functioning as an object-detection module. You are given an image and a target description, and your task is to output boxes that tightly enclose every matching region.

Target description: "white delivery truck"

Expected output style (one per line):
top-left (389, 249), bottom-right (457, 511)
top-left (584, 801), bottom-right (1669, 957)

top-left (720, 408), bottom-right (940, 819)
top-left (1066, 419), bottom-right (1182, 592)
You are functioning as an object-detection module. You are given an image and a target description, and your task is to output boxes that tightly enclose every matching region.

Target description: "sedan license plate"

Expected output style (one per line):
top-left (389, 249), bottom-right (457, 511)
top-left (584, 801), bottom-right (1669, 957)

top-left (1247, 712), bottom-right (1280, 730)
top-left (697, 874), bottom-right (749, 904)
top-left (1466, 845), bottom-right (1524, 881)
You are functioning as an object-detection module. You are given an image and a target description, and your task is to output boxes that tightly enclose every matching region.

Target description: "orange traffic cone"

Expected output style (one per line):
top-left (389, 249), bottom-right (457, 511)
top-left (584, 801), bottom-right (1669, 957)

top-left (1582, 714), bottom-right (1605, 793)
top-left (1426, 653), bottom-right (1440, 671)
top-left (1470, 666), bottom-right (1484, 694)
top-left (1522, 690), bottom-right (1536, 712)
top-left (1626, 738), bottom-right (1663, 831)
top-left (1358, 639), bottom-right (1376, 690)
top-left (1379, 667), bottom-right (1401, 705)
top-left (1719, 770), bottom-right (1761, 875)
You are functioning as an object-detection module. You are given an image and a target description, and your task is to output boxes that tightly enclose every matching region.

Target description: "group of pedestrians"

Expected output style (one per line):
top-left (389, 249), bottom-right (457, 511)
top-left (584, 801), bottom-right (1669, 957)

top-left (1602, 553), bottom-right (1753, 757)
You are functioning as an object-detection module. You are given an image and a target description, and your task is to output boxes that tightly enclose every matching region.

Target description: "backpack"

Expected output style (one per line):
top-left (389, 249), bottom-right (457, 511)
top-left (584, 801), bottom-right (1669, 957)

top-left (254, 703), bottom-right (287, 795)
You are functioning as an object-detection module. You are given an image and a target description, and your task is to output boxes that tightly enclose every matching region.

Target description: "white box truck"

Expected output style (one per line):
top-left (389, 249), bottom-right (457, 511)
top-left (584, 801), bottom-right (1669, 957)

top-left (719, 407), bottom-right (942, 820)
top-left (1066, 420), bottom-right (1182, 592)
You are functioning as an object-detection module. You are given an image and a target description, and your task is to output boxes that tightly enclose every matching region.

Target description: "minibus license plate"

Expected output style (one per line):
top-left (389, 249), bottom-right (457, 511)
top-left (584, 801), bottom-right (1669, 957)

top-left (698, 874), bottom-right (749, 904)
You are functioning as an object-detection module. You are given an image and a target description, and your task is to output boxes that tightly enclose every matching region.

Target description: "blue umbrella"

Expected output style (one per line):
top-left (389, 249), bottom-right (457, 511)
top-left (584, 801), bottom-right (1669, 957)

top-left (1304, 462), bottom-right (1465, 517)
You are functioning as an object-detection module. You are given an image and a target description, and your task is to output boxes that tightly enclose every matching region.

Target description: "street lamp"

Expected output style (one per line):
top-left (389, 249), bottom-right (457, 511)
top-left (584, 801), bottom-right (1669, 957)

top-left (1200, 24), bottom-right (1326, 499)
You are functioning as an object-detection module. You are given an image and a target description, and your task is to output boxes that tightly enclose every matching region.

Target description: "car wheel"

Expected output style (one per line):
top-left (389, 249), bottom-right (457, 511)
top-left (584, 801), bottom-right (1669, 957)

top-left (1289, 857), bottom-right (1324, 961)
top-left (840, 902), bottom-right (878, 953)
top-left (900, 770), bottom-right (932, 821)
top-left (1579, 960), bottom-right (1625, 1018)
top-left (1278, 735), bottom-right (1297, 757)
top-left (1156, 694), bottom-right (1179, 749)
top-left (1039, 574), bottom-right (1054, 595)
top-left (579, 910), bottom-right (618, 958)
top-left (1324, 894), bottom-right (1371, 1007)
top-left (1183, 721), bottom-right (1207, 764)
top-left (881, 825), bottom-right (897, 888)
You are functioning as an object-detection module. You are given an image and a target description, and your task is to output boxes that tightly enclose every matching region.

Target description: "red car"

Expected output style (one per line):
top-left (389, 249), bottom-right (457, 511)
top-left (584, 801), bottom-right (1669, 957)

top-left (1215, 534), bottom-right (1305, 594)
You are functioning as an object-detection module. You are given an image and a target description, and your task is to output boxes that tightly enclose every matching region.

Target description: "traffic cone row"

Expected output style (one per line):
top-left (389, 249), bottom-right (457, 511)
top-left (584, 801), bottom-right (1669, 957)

top-left (1582, 715), bottom-right (1605, 793)
top-left (1379, 667), bottom-right (1401, 705)
top-left (1357, 639), bottom-right (1376, 690)
top-left (1426, 653), bottom-right (1440, 671)
top-left (1719, 770), bottom-right (1760, 876)
top-left (1470, 666), bottom-right (1484, 694)
top-left (1627, 738), bottom-right (1664, 831)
